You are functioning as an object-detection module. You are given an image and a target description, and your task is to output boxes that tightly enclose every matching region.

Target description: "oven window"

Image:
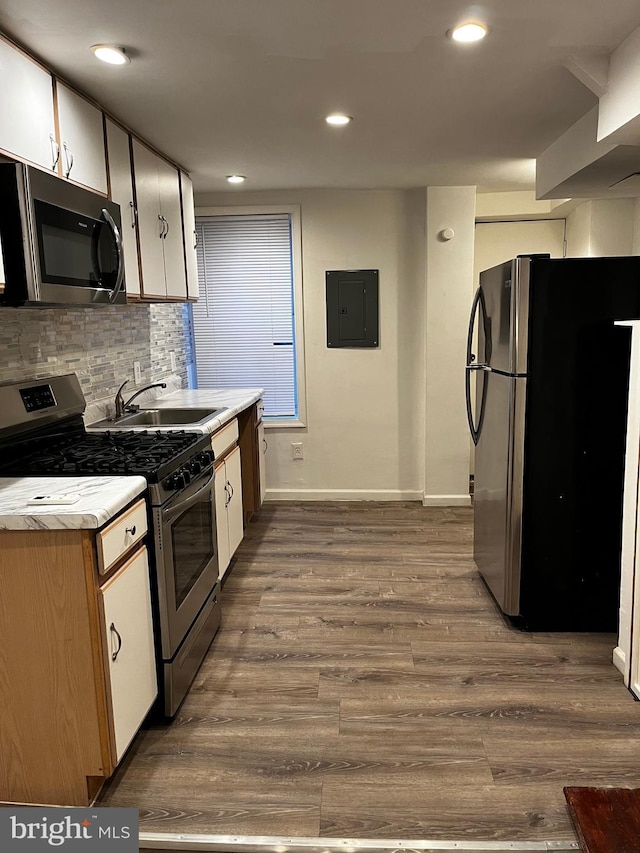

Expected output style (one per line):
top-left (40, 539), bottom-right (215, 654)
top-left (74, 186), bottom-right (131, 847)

top-left (172, 500), bottom-right (215, 608)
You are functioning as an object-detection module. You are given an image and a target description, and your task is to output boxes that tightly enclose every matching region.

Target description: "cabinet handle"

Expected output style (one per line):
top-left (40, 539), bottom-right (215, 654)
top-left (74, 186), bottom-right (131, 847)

top-left (110, 622), bottom-right (123, 662)
top-left (263, 438), bottom-right (268, 453)
top-left (158, 214), bottom-right (164, 238)
top-left (164, 216), bottom-right (170, 238)
top-left (224, 483), bottom-right (231, 507)
top-left (227, 481), bottom-right (234, 501)
top-left (193, 229), bottom-right (198, 250)
top-left (129, 201), bottom-right (137, 229)
top-left (125, 525), bottom-right (136, 536)
top-left (49, 134), bottom-right (60, 171)
top-left (62, 142), bottom-right (73, 178)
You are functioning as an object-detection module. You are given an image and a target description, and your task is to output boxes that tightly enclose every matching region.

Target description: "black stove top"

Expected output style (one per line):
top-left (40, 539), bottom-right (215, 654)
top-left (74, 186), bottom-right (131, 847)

top-left (1, 427), bottom-right (206, 480)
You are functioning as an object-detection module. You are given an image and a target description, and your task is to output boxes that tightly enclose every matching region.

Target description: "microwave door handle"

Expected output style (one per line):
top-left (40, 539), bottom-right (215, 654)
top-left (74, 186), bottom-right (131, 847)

top-left (101, 209), bottom-right (125, 303)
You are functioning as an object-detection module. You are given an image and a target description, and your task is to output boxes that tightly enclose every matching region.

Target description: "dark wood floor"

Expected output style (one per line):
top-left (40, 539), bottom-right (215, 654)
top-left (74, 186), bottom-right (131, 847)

top-left (98, 502), bottom-right (640, 842)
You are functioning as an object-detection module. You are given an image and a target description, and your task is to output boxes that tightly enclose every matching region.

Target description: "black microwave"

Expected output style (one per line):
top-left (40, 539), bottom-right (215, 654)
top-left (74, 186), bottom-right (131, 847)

top-left (0, 162), bottom-right (125, 306)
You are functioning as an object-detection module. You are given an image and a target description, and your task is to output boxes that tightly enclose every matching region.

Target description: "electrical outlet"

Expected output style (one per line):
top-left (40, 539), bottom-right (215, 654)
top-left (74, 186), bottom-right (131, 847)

top-left (133, 361), bottom-right (142, 384)
top-left (170, 351), bottom-right (177, 372)
top-left (291, 442), bottom-right (303, 460)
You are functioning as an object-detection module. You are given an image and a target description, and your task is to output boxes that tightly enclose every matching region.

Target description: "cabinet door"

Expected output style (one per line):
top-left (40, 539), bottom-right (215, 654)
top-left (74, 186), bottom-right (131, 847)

top-left (214, 460), bottom-right (231, 578)
top-left (257, 421), bottom-right (267, 504)
top-left (106, 120), bottom-right (141, 297)
top-left (132, 139), bottom-right (166, 298)
top-left (100, 547), bottom-right (157, 763)
top-left (56, 82), bottom-right (108, 194)
top-left (0, 39), bottom-right (57, 171)
top-left (180, 172), bottom-right (199, 299)
top-left (157, 157), bottom-right (187, 300)
top-left (226, 445), bottom-right (244, 559)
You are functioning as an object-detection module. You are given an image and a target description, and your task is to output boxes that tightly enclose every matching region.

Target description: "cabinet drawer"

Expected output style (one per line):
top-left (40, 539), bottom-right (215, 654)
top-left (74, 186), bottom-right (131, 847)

top-left (211, 418), bottom-right (239, 459)
top-left (97, 499), bottom-right (147, 575)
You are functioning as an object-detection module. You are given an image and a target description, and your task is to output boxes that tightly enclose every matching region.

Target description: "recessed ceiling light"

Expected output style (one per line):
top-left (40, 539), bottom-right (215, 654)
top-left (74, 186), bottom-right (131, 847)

top-left (90, 44), bottom-right (130, 65)
top-left (226, 175), bottom-right (246, 184)
top-left (325, 113), bottom-right (352, 127)
top-left (449, 22), bottom-right (489, 43)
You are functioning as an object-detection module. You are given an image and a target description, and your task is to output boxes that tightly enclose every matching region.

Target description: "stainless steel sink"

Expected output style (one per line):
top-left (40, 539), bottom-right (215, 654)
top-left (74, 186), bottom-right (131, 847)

top-left (90, 406), bottom-right (227, 428)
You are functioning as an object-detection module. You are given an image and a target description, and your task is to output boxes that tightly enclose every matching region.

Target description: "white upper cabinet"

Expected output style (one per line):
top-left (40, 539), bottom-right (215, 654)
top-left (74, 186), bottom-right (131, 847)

top-left (180, 172), bottom-right (199, 299)
top-left (105, 119), bottom-right (141, 298)
top-left (0, 38), bottom-right (57, 172)
top-left (56, 82), bottom-right (108, 194)
top-left (157, 157), bottom-right (187, 299)
top-left (132, 138), bottom-right (187, 300)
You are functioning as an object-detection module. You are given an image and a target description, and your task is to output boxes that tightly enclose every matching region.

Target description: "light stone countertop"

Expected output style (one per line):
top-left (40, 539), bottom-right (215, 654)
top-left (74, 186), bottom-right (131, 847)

top-left (86, 388), bottom-right (264, 435)
top-left (0, 475), bottom-right (147, 531)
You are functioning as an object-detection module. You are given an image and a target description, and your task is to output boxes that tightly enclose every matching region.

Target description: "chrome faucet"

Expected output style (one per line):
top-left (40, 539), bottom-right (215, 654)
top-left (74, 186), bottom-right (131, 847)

top-left (113, 380), bottom-right (167, 419)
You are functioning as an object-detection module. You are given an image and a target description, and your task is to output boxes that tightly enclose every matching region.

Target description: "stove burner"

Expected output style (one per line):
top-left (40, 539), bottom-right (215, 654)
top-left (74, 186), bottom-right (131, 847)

top-left (2, 429), bottom-right (203, 480)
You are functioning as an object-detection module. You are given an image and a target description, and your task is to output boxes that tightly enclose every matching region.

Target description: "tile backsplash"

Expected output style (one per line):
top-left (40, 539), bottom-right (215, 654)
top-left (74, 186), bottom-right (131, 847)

top-left (0, 303), bottom-right (190, 404)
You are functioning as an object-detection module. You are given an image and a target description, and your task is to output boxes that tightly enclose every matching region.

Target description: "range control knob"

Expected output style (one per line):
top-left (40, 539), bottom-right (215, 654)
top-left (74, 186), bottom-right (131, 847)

top-left (199, 450), bottom-right (213, 467)
top-left (164, 473), bottom-right (183, 491)
top-left (189, 459), bottom-right (202, 475)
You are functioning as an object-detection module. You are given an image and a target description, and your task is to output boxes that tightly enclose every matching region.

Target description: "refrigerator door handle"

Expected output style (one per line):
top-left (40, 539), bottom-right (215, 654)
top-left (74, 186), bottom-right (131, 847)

top-left (466, 287), bottom-right (489, 445)
top-left (466, 287), bottom-right (482, 366)
top-left (466, 364), bottom-right (489, 446)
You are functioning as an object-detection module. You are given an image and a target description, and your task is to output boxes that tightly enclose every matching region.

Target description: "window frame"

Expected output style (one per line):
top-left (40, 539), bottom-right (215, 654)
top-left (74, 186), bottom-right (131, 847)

top-left (194, 204), bottom-right (307, 428)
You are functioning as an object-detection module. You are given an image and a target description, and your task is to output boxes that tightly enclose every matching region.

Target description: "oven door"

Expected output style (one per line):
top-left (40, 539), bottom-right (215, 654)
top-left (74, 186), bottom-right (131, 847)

top-left (154, 468), bottom-right (219, 660)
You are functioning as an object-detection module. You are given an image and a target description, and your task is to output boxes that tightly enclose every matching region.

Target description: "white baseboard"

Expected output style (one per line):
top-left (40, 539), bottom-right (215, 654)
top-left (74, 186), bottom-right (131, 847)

top-left (613, 645), bottom-right (626, 674)
top-left (265, 488), bottom-right (423, 502)
top-left (422, 494), bottom-right (472, 507)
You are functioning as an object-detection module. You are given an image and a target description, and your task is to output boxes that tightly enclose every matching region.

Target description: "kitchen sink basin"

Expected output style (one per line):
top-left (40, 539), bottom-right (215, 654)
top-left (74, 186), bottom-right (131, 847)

top-left (91, 406), bottom-right (227, 428)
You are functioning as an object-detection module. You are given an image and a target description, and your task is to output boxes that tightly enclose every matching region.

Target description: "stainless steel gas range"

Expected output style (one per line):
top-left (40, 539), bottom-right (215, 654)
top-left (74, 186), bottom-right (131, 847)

top-left (0, 373), bottom-right (220, 717)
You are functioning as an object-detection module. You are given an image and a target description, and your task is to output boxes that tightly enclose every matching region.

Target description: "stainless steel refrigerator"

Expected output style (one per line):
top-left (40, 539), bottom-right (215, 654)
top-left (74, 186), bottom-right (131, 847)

top-left (466, 254), bottom-right (640, 630)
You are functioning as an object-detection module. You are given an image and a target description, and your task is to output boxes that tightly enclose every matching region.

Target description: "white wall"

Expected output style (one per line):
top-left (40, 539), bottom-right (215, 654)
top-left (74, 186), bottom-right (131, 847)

top-left (631, 199), bottom-right (640, 255)
top-left (424, 187), bottom-right (476, 505)
top-left (196, 188), bottom-right (427, 501)
top-left (566, 199), bottom-right (637, 256)
top-left (473, 219), bottom-right (566, 287)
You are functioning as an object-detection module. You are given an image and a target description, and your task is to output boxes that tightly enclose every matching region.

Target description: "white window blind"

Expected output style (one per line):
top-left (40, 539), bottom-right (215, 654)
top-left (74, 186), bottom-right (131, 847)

top-left (192, 214), bottom-right (297, 419)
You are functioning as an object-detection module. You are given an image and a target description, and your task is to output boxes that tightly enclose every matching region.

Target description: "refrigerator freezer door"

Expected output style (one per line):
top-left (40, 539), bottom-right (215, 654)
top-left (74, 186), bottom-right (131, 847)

top-left (478, 258), bottom-right (530, 376)
top-left (473, 370), bottom-right (527, 616)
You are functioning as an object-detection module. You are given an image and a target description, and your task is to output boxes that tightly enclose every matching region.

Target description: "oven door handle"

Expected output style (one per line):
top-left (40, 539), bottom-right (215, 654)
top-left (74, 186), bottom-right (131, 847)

top-left (162, 469), bottom-right (215, 524)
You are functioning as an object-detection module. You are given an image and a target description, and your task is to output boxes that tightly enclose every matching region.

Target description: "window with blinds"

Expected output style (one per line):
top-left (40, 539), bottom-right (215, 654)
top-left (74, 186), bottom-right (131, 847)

top-left (191, 214), bottom-right (298, 420)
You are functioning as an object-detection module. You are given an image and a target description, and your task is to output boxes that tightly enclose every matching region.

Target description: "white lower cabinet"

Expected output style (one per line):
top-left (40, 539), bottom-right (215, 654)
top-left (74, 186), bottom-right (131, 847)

top-left (100, 547), bottom-right (157, 762)
top-left (215, 444), bottom-right (244, 579)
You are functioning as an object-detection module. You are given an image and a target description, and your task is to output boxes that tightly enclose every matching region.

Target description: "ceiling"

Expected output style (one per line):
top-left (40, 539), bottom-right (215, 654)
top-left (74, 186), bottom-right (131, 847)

top-left (1, 0), bottom-right (640, 194)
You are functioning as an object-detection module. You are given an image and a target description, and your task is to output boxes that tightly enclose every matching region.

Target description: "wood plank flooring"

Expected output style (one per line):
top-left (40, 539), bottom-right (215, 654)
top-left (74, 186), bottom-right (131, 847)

top-left (97, 502), bottom-right (640, 842)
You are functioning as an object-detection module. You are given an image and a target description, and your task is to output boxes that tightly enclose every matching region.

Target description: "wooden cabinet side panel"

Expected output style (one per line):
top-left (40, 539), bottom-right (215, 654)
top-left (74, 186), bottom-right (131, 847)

top-left (0, 530), bottom-right (105, 806)
top-left (238, 404), bottom-right (260, 524)
top-left (257, 420), bottom-right (267, 504)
